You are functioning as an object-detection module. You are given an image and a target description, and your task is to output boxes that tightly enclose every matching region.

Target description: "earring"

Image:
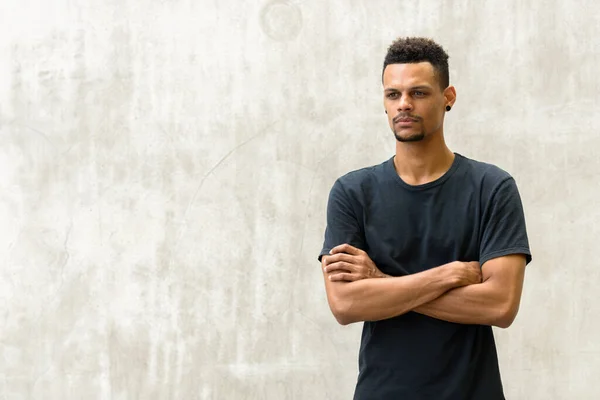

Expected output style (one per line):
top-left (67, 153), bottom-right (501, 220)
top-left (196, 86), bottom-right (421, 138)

top-left (385, 110), bottom-right (387, 114)
top-left (446, 105), bottom-right (451, 112)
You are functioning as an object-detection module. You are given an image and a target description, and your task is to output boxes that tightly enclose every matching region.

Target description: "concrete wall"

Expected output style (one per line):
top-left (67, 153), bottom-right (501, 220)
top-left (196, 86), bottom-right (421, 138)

top-left (1, 0), bottom-right (598, 398)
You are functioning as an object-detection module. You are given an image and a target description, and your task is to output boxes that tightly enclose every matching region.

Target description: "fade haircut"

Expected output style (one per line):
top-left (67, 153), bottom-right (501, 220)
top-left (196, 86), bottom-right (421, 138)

top-left (382, 37), bottom-right (450, 90)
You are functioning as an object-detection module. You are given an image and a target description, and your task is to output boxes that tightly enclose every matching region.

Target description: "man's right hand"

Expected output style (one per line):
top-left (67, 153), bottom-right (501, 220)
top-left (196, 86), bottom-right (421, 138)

top-left (448, 261), bottom-right (482, 287)
top-left (323, 244), bottom-right (389, 282)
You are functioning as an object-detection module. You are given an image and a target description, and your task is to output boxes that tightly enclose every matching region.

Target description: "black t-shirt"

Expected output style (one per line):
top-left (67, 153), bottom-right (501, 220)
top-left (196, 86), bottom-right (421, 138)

top-left (318, 153), bottom-right (532, 400)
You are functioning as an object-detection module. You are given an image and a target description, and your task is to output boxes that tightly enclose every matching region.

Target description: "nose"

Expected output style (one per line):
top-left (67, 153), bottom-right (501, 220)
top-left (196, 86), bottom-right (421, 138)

top-left (398, 94), bottom-right (413, 111)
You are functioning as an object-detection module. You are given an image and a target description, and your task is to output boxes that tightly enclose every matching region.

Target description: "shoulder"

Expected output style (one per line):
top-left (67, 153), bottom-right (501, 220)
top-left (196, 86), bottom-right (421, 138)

top-left (456, 153), bottom-right (515, 193)
top-left (332, 158), bottom-right (392, 197)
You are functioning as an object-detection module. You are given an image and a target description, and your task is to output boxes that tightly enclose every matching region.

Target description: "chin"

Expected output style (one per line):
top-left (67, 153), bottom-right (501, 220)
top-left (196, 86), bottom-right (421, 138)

top-left (394, 132), bottom-right (425, 143)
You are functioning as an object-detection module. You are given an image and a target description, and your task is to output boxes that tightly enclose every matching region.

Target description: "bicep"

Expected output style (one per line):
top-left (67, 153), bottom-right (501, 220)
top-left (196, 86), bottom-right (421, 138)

top-left (320, 255), bottom-right (352, 322)
top-left (481, 254), bottom-right (527, 298)
top-left (320, 256), bottom-right (350, 298)
top-left (479, 177), bottom-right (532, 266)
top-left (321, 180), bottom-right (366, 256)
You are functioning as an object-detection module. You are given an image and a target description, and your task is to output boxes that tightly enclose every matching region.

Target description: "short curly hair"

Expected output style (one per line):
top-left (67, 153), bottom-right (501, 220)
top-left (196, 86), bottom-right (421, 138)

top-left (383, 37), bottom-right (450, 90)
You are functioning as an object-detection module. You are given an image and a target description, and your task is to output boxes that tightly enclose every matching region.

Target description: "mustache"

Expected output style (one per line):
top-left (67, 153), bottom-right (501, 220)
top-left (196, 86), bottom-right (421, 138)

top-left (392, 114), bottom-right (421, 123)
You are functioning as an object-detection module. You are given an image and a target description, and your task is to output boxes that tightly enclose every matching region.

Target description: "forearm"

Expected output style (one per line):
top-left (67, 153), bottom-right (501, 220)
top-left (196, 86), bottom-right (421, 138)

top-left (414, 254), bottom-right (527, 328)
top-left (328, 264), bottom-right (458, 325)
top-left (413, 282), bottom-right (511, 327)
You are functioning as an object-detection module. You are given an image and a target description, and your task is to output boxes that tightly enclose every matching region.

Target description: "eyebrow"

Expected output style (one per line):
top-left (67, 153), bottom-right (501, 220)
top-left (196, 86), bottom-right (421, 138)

top-left (384, 85), bottom-right (432, 92)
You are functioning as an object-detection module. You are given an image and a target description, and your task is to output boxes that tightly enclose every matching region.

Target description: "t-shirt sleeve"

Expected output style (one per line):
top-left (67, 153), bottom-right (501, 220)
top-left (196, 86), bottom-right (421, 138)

top-left (479, 177), bottom-right (532, 266)
top-left (318, 179), bottom-right (366, 262)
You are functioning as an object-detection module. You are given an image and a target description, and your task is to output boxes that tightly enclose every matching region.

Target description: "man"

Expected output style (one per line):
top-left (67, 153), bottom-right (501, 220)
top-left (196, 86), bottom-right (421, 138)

top-left (318, 37), bottom-right (532, 399)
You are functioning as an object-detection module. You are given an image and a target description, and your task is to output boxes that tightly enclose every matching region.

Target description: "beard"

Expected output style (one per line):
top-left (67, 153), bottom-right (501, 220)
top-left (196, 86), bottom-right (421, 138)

top-left (394, 129), bottom-right (425, 143)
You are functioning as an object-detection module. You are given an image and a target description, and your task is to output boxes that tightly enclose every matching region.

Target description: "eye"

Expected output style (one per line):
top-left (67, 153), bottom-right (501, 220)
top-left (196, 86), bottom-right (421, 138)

top-left (386, 92), bottom-right (399, 99)
top-left (413, 91), bottom-right (425, 97)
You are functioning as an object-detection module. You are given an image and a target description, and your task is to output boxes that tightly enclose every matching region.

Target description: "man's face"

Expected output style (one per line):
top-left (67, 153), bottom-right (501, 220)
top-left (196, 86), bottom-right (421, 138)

top-left (382, 62), bottom-right (451, 143)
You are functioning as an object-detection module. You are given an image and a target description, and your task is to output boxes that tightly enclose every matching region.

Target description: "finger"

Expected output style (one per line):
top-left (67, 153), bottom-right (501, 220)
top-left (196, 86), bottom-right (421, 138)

top-left (330, 243), bottom-right (363, 256)
top-left (324, 253), bottom-right (360, 266)
top-left (324, 261), bottom-right (355, 274)
top-left (329, 272), bottom-right (359, 282)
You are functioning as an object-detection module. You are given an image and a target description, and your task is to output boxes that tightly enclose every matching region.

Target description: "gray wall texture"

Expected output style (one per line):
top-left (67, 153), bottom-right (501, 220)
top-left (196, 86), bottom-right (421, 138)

top-left (0, 0), bottom-right (598, 399)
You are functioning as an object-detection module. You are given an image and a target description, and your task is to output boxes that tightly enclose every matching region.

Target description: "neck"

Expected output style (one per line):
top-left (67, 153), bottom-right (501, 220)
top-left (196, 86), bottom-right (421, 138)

top-left (393, 132), bottom-right (455, 186)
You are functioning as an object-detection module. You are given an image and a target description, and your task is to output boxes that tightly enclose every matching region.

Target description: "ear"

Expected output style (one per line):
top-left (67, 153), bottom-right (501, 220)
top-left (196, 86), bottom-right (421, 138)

top-left (443, 86), bottom-right (457, 108)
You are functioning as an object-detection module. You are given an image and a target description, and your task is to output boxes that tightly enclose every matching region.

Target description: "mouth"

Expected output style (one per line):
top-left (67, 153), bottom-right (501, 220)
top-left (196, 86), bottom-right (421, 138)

top-left (394, 119), bottom-right (418, 126)
top-left (393, 116), bottom-right (419, 124)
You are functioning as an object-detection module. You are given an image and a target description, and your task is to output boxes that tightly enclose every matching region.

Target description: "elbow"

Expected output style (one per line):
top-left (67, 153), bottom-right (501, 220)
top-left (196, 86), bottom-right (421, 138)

top-left (328, 296), bottom-right (357, 326)
top-left (494, 303), bottom-right (520, 329)
top-left (334, 313), bottom-right (353, 326)
top-left (495, 315), bottom-right (514, 329)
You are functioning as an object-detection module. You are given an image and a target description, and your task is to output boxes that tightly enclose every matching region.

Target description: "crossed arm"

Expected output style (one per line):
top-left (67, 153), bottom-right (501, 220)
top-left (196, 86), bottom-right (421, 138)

top-left (320, 244), bottom-right (527, 328)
